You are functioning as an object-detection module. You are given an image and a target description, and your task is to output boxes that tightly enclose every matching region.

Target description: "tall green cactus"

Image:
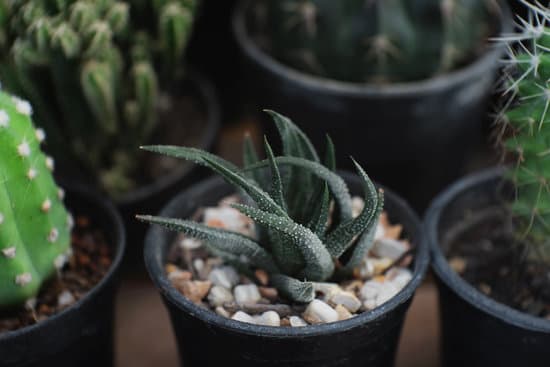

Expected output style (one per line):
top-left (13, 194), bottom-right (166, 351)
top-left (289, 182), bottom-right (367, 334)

top-left (250, 0), bottom-right (497, 83)
top-left (498, 1), bottom-right (550, 262)
top-left (1, 0), bottom-right (197, 197)
top-left (137, 111), bottom-right (384, 303)
top-left (0, 89), bottom-right (72, 309)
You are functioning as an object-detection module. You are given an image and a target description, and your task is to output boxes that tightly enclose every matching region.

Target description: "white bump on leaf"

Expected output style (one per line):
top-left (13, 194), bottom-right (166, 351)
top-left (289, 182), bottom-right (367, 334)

top-left (0, 110), bottom-right (9, 127)
top-left (16, 273), bottom-right (32, 286)
top-left (27, 168), bottom-right (37, 180)
top-left (48, 228), bottom-right (59, 243)
top-left (58, 188), bottom-right (65, 200)
top-left (2, 247), bottom-right (16, 258)
top-left (0, 212), bottom-right (4, 224)
top-left (41, 198), bottom-right (52, 212)
top-left (35, 128), bottom-right (45, 143)
top-left (67, 214), bottom-right (74, 229)
top-left (13, 97), bottom-right (32, 116)
top-left (17, 141), bottom-right (30, 157)
top-left (54, 253), bottom-right (68, 269)
top-left (45, 156), bottom-right (54, 171)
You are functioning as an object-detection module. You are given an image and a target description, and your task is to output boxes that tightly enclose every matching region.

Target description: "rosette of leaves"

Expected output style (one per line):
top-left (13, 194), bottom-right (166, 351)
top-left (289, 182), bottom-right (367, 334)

top-left (497, 1), bottom-right (550, 262)
top-left (250, 0), bottom-right (498, 83)
top-left (1, 0), bottom-right (197, 196)
top-left (137, 111), bottom-right (384, 303)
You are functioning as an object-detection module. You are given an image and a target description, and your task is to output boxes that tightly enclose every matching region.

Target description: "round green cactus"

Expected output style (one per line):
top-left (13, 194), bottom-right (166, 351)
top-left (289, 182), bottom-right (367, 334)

top-left (250, 0), bottom-right (498, 83)
top-left (0, 89), bottom-right (72, 309)
top-left (498, 1), bottom-right (550, 262)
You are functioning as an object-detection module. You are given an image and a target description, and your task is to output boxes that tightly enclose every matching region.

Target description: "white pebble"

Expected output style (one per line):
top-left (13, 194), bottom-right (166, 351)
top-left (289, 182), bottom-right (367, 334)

top-left (329, 291), bottom-right (361, 313)
top-left (209, 266), bottom-right (240, 289)
top-left (58, 290), bottom-right (75, 307)
top-left (254, 311), bottom-right (280, 326)
top-left (231, 311), bottom-right (255, 324)
top-left (312, 282), bottom-right (341, 299)
top-left (203, 206), bottom-right (255, 237)
top-left (180, 237), bottom-right (202, 249)
top-left (351, 196), bottom-right (365, 218)
top-left (289, 316), bottom-right (308, 327)
top-left (303, 299), bottom-right (339, 324)
top-left (207, 285), bottom-right (234, 307)
top-left (374, 223), bottom-right (386, 240)
top-left (371, 238), bottom-right (409, 260)
top-left (193, 259), bottom-right (204, 273)
top-left (215, 306), bottom-right (230, 318)
top-left (360, 280), bottom-right (383, 301)
top-left (376, 283), bottom-right (400, 306)
top-left (387, 268), bottom-right (413, 289)
top-left (234, 284), bottom-right (261, 304)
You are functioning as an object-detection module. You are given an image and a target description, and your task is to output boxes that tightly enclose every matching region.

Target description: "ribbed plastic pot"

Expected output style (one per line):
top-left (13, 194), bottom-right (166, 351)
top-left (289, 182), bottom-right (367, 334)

top-left (424, 167), bottom-right (550, 367)
top-left (231, 0), bottom-right (512, 211)
top-left (116, 71), bottom-right (220, 270)
top-left (144, 172), bottom-right (429, 367)
top-left (0, 184), bottom-right (126, 367)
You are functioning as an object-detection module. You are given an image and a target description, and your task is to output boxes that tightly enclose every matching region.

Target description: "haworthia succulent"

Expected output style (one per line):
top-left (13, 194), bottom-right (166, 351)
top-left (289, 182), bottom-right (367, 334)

top-left (0, 90), bottom-right (71, 309)
top-left (138, 111), bottom-right (384, 302)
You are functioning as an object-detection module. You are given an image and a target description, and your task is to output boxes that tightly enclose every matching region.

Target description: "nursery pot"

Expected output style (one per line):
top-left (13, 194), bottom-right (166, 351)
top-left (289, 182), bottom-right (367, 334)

top-left (232, 0), bottom-right (512, 211)
top-left (144, 172), bottom-right (429, 367)
top-left (424, 168), bottom-right (550, 367)
top-left (117, 71), bottom-right (220, 270)
top-left (0, 185), bottom-right (126, 367)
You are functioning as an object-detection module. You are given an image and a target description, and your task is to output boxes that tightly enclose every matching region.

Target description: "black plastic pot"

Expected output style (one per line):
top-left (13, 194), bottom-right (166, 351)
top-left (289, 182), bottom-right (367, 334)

top-left (424, 168), bottom-right (550, 367)
top-left (232, 0), bottom-right (512, 211)
top-left (144, 172), bottom-right (429, 367)
top-left (0, 185), bottom-right (126, 367)
top-left (117, 71), bottom-right (220, 270)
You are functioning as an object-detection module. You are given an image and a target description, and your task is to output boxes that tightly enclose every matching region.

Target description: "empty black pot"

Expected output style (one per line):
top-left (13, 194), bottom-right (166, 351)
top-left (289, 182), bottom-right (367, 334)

top-left (116, 71), bottom-right (220, 271)
top-left (232, 0), bottom-right (512, 211)
top-left (144, 172), bottom-right (429, 367)
top-left (424, 168), bottom-right (550, 367)
top-left (0, 185), bottom-right (126, 367)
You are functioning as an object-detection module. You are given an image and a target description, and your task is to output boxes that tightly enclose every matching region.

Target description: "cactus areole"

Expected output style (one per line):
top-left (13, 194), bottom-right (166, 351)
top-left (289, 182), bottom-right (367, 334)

top-left (0, 89), bottom-right (72, 309)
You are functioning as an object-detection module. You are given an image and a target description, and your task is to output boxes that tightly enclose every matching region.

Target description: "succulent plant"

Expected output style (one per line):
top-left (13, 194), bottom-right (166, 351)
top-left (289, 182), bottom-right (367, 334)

top-left (0, 89), bottom-right (72, 309)
top-left (498, 1), bottom-right (550, 262)
top-left (1, 0), bottom-right (197, 196)
top-left (137, 111), bottom-right (384, 303)
top-left (249, 0), bottom-right (498, 83)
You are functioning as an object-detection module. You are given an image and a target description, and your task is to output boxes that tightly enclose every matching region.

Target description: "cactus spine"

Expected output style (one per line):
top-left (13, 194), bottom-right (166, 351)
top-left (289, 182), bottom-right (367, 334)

top-left (1, 0), bottom-right (197, 196)
top-left (499, 1), bottom-right (550, 262)
top-left (137, 111), bottom-right (384, 303)
top-left (0, 89), bottom-right (71, 309)
top-left (252, 0), bottom-right (497, 83)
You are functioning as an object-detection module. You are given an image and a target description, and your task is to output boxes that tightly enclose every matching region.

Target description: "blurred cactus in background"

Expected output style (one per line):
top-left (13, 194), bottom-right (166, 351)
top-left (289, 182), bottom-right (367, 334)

top-left (498, 1), bottom-right (550, 262)
top-left (250, 0), bottom-right (499, 83)
top-left (0, 88), bottom-right (72, 309)
top-left (0, 0), bottom-right (197, 197)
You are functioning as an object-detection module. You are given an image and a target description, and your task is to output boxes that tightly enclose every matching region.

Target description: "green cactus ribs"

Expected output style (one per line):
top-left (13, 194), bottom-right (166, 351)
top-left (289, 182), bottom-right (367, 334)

top-left (0, 89), bottom-right (72, 309)
top-left (2, 0), bottom-right (197, 197)
top-left (250, 0), bottom-right (497, 83)
top-left (497, 1), bottom-right (550, 261)
top-left (138, 110), bottom-right (385, 303)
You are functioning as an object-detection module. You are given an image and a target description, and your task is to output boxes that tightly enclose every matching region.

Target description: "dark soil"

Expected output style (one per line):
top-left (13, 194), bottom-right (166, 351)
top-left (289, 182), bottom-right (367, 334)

top-left (444, 207), bottom-right (550, 319)
top-left (0, 215), bottom-right (112, 333)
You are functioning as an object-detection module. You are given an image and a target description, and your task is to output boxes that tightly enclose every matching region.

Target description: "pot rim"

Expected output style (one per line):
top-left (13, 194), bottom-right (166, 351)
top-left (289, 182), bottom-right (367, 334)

top-left (115, 70), bottom-right (221, 207)
top-left (0, 183), bottom-right (126, 340)
top-left (144, 172), bottom-right (430, 338)
top-left (232, 0), bottom-right (512, 98)
top-left (425, 166), bottom-right (550, 333)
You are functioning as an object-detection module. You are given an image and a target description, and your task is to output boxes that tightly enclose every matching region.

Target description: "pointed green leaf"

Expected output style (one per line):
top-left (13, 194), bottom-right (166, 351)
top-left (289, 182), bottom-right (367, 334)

top-left (231, 204), bottom-right (334, 281)
top-left (136, 215), bottom-right (279, 273)
top-left (271, 274), bottom-right (314, 303)
top-left (264, 137), bottom-right (286, 209)
top-left (307, 182), bottom-right (331, 238)
top-left (324, 135), bottom-right (336, 172)
top-left (244, 156), bottom-right (353, 221)
top-left (140, 145), bottom-right (240, 172)
top-left (326, 160), bottom-right (382, 257)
